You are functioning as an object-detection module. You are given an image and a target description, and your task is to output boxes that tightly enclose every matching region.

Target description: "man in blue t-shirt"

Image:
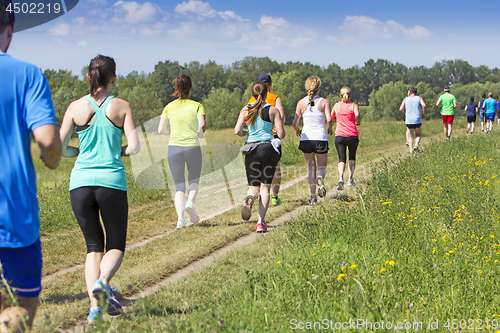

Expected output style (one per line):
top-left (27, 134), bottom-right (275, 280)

top-left (482, 92), bottom-right (498, 134)
top-left (0, 1), bottom-right (61, 330)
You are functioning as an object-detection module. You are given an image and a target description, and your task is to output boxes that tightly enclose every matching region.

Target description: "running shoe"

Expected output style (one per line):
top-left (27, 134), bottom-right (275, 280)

top-left (177, 217), bottom-right (186, 229)
top-left (405, 141), bottom-right (409, 146)
top-left (347, 179), bottom-right (355, 186)
top-left (256, 222), bottom-right (267, 233)
top-left (337, 179), bottom-right (344, 191)
top-left (86, 307), bottom-right (103, 324)
top-left (309, 197), bottom-right (318, 205)
top-left (413, 146), bottom-right (419, 152)
top-left (241, 195), bottom-right (255, 221)
top-left (409, 151), bottom-right (414, 155)
top-left (271, 195), bottom-right (281, 206)
top-left (185, 201), bottom-right (200, 224)
top-left (92, 279), bottom-right (122, 316)
top-left (316, 176), bottom-right (326, 198)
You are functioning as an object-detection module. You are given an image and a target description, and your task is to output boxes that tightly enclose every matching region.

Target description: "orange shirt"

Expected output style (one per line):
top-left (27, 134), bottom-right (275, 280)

top-left (248, 92), bottom-right (279, 106)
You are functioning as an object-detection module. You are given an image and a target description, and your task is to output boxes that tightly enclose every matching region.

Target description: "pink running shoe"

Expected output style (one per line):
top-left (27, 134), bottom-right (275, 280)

top-left (256, 222), bottom-right (267, 233)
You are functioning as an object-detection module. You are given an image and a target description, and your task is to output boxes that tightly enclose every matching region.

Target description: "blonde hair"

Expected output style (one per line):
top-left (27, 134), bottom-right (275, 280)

top-left (305, 76), bottom-right (321, 106)
top-left (245, 82), bottom-right (267, 126)
top-left (340, 86), bottom-right (352, 102)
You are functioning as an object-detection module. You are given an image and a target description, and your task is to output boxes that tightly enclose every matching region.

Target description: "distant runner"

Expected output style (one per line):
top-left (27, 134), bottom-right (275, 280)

top-left (482, 92), bottom-right (498, 134)
top-left (293, 76), bottom-right (332, 204)
top-left (235, 82), bottom-right (285, 232)
top-left (464, 97), bottom-right (478, 134)
top-left (436, 86), bottom-right (457, 139)
top-left (479, 93), bottom-right (486, 132)
top-left (332, 86), bottom-right (360, 189)
top-left (399, 87), bottom-right (426, 154)
top-left (158, 74), bottom-right (206, 229)
top-left (248, 73), bottom-right (285, 206)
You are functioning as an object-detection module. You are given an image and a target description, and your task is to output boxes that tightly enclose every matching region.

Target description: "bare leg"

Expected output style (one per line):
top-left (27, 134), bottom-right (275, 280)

top-left (414, 127), bottom-right (421, 146)
top-left (304, 153), bottom-right (317, 197)
top-left (270, 163), bottom-right (281, 197)
top-left (467, 122), bottom-right (471, 133)
top-left (258, 183), bottom-right (271, 223)
top-left (186, 183), bottom-right (199, 203)
top-left (471, 122), bottom-right (475, 133)
top-left (316, 153), bottom-right (328, 180)
top-left (85, 252), bottom-right (104, 308)
top-left (443, 124), bottom-right (448, 138)
top-left (338, 161), bottom-right (345, 180)
top-left (448, 124), bottom-right (453, 137)
top-left (174, 191), bottom-right (185, 219)
top-left (247, 185), bottom-right (260, 200)
top-left (406, 128), bottom-right (413, 150)
top-left (348, 160), bottom-right (356, 180)
top-left (0, 296), bottom-right (38, 333)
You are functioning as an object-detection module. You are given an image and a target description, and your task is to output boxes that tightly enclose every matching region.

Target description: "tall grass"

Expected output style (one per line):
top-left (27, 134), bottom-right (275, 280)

top-left (94, 131), bottom-right (500, 332)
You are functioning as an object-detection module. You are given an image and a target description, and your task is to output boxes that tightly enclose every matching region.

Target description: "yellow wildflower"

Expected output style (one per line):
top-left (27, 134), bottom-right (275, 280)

top-left (337, 274), bottom-right (345, 281)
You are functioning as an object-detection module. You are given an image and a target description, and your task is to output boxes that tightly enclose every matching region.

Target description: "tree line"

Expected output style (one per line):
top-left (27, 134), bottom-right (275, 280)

top-left (44, 57), bottom-right (500, 129)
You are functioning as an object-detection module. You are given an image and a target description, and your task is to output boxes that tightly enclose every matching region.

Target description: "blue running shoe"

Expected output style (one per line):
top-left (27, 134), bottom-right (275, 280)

top-left (86, 307), bottom-right (102, 324)
top-left (92, 279), bottom-right (122, 316)
top-left (185, 201), bottom-right (200, 224)
top-left (177, 217), bottom-right (186, 229)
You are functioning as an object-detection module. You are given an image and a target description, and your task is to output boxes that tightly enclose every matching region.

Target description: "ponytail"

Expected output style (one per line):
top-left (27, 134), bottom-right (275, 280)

top-left (245, 82), bottom-right (267, 126)
top-left (88, 55), bottom-right (116, 96)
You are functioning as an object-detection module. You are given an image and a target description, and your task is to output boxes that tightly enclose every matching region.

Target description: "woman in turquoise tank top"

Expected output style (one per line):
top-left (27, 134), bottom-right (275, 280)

top-left (235, 82), bottom-right (285, 233)
top-left (59, 55), bottom-right (139, 323)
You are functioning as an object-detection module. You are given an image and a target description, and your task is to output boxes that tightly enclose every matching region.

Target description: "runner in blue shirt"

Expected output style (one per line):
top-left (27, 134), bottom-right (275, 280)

top-left (0, 1), bottom-right (61, 330)
top-left (482, 92), bottom-right (498, 134)
top-left (464, 97), bottom-right (478, 134)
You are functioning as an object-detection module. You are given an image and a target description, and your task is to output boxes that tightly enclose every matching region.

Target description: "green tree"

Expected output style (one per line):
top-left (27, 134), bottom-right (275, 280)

top-left (367, 81), bottom-right (408, 121)
top-left (202, 88), bottom-right (244, 129)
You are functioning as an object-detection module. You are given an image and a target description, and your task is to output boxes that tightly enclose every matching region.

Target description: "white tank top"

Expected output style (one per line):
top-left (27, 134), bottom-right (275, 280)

top-left (300, 96), bottom-right (327, 141)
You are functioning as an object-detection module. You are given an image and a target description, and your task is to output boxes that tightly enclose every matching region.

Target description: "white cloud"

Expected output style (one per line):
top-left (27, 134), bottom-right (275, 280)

top-left (339, 15), bottom-right (431, 40)
top-left (113, 1), bottom-right (161, 25)
top-left (174, 0), bottom-right (244, 21)
top-left (49, 23), bottom-right (70, 36)
top-left (77, 40), bottom-right (87, 47)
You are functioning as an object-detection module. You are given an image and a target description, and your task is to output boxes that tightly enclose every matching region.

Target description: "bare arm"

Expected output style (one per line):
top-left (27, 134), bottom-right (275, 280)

top-left (293, 99), bottom-right (304, 137)
top-left (271, 106), bottom-right (285, 139)
top-left (234, 107), bottom-right (247, 136)
top-left (33, 124), bottom-right (61, 169)
top-left (331, 103), bottom-right (337, 122)
top-left (122, 103), bottom-right (140, 156)
top-left (353, 103), bottom-right (360, 126)
top-left (198, 114), bottom-right (206, 133)
top-left (157, 117), bottom-right (167, 134)
top-left (59, 102), bottom-right (79, 158)
top-left (453, 102), bottom-right (457, 108)
top-left (321, 99), bottom-right (333, 135)
top-left (420, 97), bottom-right (427, 118)
top-left (399, 98), bottom-right (406, 112)
top-left (275, 97), bottom-right (286, 124)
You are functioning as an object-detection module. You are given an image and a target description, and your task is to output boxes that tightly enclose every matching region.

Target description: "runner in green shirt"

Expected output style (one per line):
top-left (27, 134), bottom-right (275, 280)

top-left (436, 86), bottom-right (457, 139)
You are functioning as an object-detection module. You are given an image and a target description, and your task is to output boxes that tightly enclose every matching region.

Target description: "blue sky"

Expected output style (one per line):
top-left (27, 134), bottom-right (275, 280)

top-left (8, 0), bottom-right (500, 76)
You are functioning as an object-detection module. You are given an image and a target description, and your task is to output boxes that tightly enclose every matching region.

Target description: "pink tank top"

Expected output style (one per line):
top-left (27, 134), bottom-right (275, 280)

top-left (335, 102), bottom-right (358, 137)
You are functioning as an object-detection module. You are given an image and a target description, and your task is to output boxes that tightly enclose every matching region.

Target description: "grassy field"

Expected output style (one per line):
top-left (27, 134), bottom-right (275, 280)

top-left (22, 118), bottom-right (473, 331)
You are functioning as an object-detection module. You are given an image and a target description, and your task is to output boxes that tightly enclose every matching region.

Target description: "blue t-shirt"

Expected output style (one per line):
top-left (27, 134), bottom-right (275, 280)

top-left (0, 53), bottom-right (57, 248)
top-left (466, 102), bottom-right (478, 117)
top-left (479, 99), bottom-right (485, 113)
top-left (484, 98), bottom-right (497, 114)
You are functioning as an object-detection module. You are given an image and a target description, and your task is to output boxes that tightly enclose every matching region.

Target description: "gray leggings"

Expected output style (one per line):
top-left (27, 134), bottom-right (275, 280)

top-left (167, 145), bottom-right (202, 192)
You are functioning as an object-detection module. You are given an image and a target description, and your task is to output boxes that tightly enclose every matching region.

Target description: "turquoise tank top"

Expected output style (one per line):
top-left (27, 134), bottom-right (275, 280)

top-left (69, 95), bottom-right (127, 191)
top-left (246, 104), bottom-right (275, 143)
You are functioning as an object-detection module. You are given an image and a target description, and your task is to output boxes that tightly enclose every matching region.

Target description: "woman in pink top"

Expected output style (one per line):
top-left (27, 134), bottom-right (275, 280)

top-left (331, 86), bottom-right (360, 190)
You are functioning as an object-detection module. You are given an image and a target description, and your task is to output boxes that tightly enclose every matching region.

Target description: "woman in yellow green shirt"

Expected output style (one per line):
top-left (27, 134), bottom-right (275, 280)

top-left (158, 74), bottom-right (206, 228)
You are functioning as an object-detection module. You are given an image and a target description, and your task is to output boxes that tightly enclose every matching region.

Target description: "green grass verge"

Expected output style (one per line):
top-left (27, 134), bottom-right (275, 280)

top-left (82, 131), bottom-right (500, 332)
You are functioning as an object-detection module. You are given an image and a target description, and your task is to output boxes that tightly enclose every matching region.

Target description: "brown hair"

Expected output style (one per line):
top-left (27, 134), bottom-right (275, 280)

top-left (340, 86), bottom-right (352, 102)
top-left (172, 74), bottom-right (192, 99)
top-left (88, 55), bottom-right (116, 96)
top-left (305, 76), bottom-right (321, 106)
top-left (245, 82), bottom-right (267, 126)
top-left (409, 87), bottom-right (417, 95)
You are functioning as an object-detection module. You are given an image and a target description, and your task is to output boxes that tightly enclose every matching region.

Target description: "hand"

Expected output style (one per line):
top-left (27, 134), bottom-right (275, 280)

top-left (295, 129), bottom-right (302, 137)
top-left (327, 128), bottom-right (333, 135)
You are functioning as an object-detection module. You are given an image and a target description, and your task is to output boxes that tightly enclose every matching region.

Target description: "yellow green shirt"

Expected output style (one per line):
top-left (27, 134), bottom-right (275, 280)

top-left (161, 99), bottom-right (205, 147)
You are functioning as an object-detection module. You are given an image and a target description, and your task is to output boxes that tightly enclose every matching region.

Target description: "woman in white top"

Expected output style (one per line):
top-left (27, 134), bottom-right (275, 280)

top-left (293, 76), bottom-right (333, 204)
